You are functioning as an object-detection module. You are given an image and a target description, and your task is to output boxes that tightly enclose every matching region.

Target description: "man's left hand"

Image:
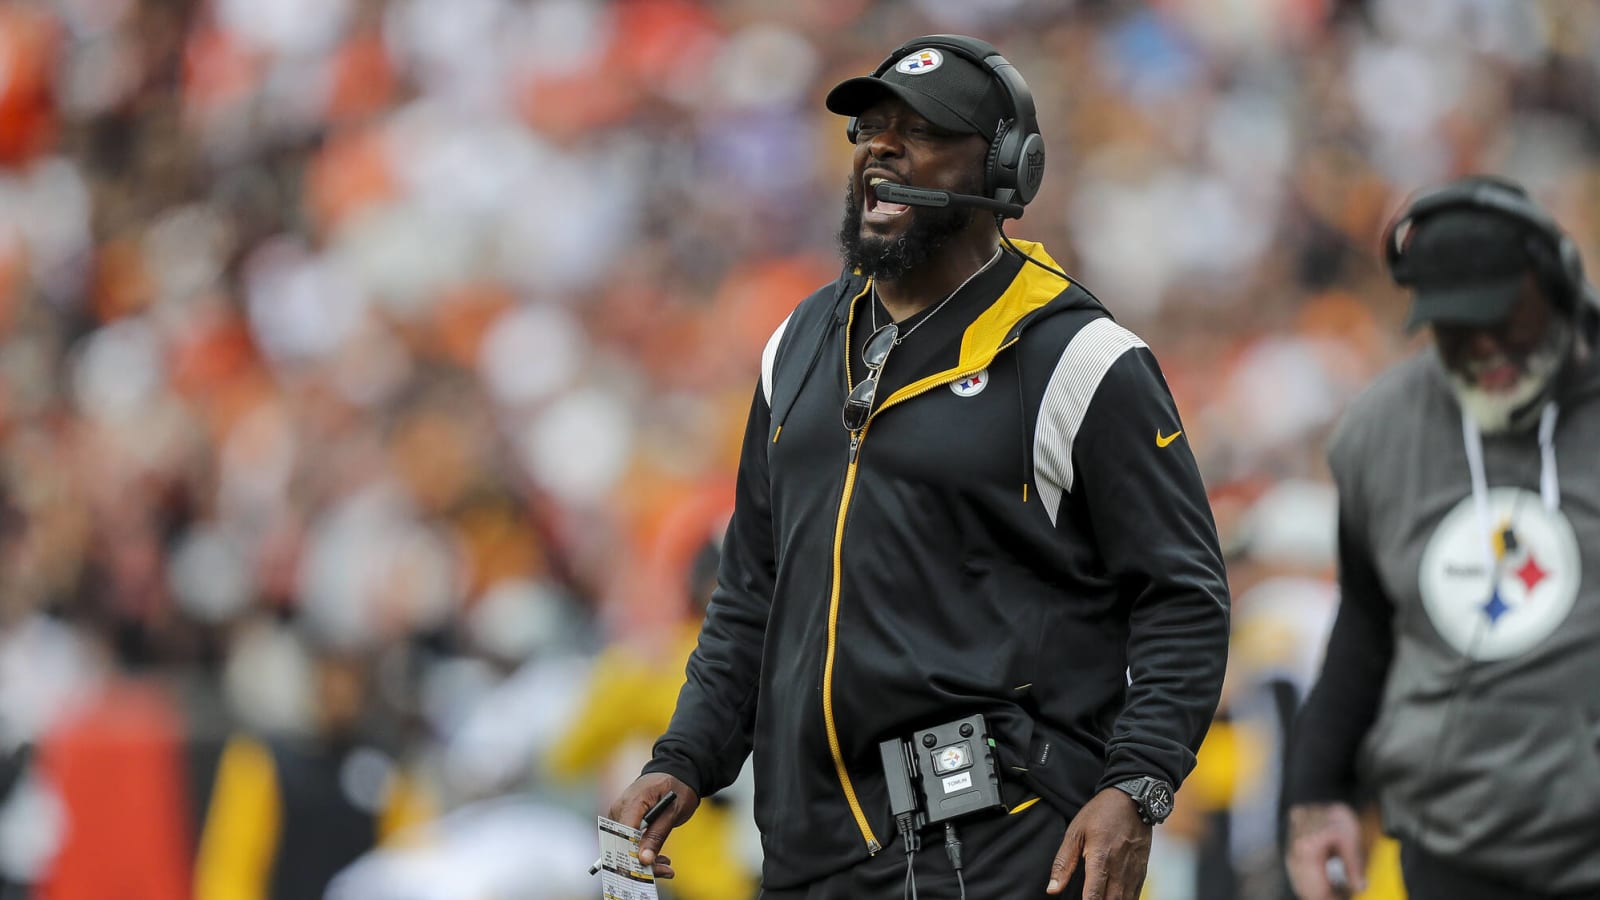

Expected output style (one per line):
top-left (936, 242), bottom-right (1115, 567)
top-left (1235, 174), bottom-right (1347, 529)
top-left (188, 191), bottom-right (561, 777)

top-left (1047, 787), bottom-right (1152, 899)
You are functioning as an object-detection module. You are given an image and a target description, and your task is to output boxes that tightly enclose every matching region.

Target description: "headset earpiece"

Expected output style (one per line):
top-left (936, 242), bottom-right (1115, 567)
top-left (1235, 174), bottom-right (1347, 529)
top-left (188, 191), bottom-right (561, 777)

top-left (1010, 129), bottom-right (1046, 206)
top-left (1382, 214), bottom-right (1410, 284)
top-left (975, 53), bottom-right (1042, 207)
top-left (985, 116), bottom-right (1045, 207)
top-left (1558, 234), bottom-right (1586, 303)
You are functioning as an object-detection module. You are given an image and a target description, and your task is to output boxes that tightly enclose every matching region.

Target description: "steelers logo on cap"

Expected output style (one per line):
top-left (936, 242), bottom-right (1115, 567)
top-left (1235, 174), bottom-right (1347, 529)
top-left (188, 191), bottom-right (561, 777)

top-left (896, 48), bottom-right (944, 75)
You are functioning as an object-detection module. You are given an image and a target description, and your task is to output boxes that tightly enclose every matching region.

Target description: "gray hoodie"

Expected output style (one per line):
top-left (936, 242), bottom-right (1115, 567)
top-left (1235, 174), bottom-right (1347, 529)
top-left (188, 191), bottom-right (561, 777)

top-left (1321, 341), bottom-right (1600, 892)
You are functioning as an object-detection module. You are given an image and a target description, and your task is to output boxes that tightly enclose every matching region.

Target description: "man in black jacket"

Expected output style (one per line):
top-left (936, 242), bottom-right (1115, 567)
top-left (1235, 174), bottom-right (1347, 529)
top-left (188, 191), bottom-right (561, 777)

top-left (608, 35), bottom-right (1230, 900)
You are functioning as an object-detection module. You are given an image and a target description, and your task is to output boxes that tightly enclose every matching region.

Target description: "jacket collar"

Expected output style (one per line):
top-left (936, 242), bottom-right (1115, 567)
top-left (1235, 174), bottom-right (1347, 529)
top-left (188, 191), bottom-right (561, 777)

top-left (955, 240), bottom-right (1079, 369)
top-left (868, 240), bottom-right (1099, 412)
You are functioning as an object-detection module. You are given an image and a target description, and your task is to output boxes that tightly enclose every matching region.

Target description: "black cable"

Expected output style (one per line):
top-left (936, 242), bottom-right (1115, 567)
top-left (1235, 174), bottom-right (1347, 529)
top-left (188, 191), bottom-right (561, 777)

top-left (996, 218), bottom-right (1114, 319)
top-left (899, 814), bottom-right (920, 900)
top-left (944, 822), bottom-right (966, 900)
top-left (997, 219), bottom-right (1071, 282)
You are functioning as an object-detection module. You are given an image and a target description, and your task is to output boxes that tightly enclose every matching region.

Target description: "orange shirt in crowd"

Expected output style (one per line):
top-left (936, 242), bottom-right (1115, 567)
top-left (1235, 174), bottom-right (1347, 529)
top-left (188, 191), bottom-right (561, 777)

top-left (35, 679), bottom-right (193, 900)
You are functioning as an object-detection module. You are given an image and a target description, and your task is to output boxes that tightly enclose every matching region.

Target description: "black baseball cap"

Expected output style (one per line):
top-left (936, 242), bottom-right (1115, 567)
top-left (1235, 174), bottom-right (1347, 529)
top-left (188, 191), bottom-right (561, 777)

top-left (826, 41), bottom-right (1009, 141)
top-left (1403, 210), bottom-right (1536, 331)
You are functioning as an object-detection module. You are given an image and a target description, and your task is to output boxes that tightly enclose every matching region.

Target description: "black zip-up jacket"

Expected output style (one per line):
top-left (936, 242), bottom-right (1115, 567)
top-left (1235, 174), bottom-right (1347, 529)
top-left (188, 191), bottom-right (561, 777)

top-left (645, 242), bottom-right (1230, 889)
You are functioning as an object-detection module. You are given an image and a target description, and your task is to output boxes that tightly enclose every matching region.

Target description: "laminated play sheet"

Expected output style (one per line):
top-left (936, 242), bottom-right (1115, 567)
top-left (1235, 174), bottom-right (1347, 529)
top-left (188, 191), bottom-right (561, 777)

top-left (594, 816), bottom-right (660, 900)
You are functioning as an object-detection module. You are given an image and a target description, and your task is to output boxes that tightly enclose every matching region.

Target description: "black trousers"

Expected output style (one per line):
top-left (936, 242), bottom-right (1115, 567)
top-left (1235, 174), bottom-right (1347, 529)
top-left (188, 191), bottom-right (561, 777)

top-left (1400, 842), bottom-right (1600, 900)
top-left (758, 803), bottom-right (1085, 900)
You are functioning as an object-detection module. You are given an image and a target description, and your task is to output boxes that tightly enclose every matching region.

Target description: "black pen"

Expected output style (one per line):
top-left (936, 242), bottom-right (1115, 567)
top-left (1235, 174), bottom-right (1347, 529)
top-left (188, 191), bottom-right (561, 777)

top-left (589, 790), bottom-right (678, 876)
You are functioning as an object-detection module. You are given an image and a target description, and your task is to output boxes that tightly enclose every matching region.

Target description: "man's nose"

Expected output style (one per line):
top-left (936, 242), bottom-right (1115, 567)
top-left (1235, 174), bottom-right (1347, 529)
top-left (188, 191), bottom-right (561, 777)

top-left (866, 128), bottom-right (904, 158)
top-left (1462, 328), bottom-right (1503, 358)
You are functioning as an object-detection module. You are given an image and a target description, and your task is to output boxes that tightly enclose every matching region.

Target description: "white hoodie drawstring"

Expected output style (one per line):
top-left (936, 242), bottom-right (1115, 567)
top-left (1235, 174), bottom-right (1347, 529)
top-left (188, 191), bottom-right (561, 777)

top-left (1460, 402), bottom-right (1560, 571)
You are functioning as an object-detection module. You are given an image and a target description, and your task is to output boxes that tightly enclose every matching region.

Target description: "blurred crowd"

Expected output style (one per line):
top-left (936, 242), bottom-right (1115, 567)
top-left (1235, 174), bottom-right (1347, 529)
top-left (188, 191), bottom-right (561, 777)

top-left (2, 0), bottom-right (1600, 897)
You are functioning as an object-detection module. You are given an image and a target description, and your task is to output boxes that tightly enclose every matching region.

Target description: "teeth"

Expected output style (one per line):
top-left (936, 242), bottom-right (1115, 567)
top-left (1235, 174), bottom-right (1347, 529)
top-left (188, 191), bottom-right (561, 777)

top-left (869, 177), bottom-right (888, 186)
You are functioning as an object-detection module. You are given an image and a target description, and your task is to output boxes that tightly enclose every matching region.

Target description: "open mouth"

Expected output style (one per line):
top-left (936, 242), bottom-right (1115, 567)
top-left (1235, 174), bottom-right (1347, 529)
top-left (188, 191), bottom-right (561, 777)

top-left (1472, 362), bottom-right (1522, 392)
top-left (864, 175), bottom-right (910, 222)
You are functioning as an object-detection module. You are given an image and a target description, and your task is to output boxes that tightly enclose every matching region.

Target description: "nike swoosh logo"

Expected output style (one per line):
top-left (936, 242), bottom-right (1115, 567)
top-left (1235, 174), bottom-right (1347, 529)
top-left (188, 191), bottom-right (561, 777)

top-left (1156, 429), bottom-right (1182, 448)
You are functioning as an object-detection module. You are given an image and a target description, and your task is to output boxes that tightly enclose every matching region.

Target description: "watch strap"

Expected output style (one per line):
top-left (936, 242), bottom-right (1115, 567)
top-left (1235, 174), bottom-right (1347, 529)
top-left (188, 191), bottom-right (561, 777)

top-left (1111, 775), bottom-right (1172, 825)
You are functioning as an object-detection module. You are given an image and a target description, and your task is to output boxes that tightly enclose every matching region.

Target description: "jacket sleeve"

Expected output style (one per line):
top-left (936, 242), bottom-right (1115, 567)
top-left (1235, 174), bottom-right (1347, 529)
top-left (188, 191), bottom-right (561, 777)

top-left (1283, 490), bottom-right (1396, 806)
top-left (1070, 345), bottom-right (1232, 794)
top-left (642, 384), bottom-right (775, 798)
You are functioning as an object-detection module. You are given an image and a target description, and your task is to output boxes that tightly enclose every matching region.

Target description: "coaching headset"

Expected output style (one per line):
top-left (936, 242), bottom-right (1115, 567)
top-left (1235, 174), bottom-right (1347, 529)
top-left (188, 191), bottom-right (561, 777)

top-left (1383, 176), bottom-right (1591, 315)
top-left (844, 35), bottom-right (1046, 219)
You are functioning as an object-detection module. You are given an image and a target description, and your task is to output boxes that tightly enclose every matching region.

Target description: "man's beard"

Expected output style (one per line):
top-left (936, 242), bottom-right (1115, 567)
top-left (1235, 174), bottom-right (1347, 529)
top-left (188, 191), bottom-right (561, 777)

top-left (1447, 317), bottom-right (1573, 434)
top-left (837, 179), bottom-right (976, 281)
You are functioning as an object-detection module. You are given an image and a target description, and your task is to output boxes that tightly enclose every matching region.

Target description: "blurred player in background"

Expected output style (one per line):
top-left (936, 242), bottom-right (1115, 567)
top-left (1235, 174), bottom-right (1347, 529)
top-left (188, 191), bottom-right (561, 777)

top-left (1285, 176), bottom-right (1600, 900)
top-left (195, 639), bottom-right (431, 900)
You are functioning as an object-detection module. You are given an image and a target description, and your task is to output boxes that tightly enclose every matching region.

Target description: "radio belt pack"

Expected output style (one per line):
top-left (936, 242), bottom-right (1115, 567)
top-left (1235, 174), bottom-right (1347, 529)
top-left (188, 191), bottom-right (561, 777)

top-left (878, 713), bottom-right (1007, 899)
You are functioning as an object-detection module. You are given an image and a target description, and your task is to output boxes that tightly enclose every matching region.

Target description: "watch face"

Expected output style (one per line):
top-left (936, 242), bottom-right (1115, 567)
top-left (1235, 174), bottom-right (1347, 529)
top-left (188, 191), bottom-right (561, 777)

top-left (1146, 782), bottom-right (1175, 820)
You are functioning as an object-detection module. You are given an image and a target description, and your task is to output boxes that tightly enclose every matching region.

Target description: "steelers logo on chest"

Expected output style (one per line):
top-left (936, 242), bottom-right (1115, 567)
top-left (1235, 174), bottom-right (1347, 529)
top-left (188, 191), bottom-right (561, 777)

top-left (1418, 487), bottom-right (1581, 661)
top-left (951, 369), bottom-right (989, 397)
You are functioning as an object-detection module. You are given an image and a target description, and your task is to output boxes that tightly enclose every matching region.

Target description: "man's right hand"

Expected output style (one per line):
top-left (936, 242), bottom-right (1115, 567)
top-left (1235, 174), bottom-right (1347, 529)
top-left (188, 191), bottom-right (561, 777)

top-left (1285, 802), bottom-right (1366, 900)
top-left (609, 773), bottom-right (700, 875)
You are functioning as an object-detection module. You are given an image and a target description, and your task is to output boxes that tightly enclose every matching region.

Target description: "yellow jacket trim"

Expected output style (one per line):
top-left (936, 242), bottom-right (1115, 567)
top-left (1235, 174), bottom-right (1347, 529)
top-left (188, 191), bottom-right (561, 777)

top-left (1009, 796), bottom-right (1043, 815)
top-left (957, 240), bottom-right (1071, 364)
top-left (827, 289), bottom-right (883, 852)
top-left (879, 240), bottom-right (1071, 409)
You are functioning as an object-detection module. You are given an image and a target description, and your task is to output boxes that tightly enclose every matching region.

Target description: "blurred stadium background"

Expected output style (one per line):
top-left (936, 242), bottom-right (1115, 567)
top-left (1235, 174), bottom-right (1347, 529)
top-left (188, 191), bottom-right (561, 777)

top-left (0, 0), bottom-right (1597, 897)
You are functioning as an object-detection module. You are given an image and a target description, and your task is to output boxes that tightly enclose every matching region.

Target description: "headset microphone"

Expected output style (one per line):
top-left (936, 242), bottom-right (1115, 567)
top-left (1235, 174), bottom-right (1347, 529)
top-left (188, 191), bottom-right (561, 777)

top-left (874, 182), bottom-right (1024, 220)
top-left (873, 181), bottom-right (1083, 292)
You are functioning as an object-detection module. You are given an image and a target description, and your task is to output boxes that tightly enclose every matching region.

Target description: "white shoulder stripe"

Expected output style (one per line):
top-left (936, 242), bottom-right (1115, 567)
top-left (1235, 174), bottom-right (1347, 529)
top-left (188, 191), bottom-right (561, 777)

top-left (761, 314), bottom-right (792, 407)
top-left (1033, 318), bottom-right (1147, 525)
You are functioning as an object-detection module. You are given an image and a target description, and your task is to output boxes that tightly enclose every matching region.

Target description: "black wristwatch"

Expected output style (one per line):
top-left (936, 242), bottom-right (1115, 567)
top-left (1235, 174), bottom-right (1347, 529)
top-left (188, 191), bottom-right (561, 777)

top-left (1112, 776), bottom-right (1175, 826)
